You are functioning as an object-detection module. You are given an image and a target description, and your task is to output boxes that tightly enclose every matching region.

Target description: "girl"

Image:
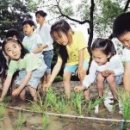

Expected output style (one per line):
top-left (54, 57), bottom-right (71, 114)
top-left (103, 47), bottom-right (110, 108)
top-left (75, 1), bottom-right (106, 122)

top-left (0, 38), bottom-right (47, 101)
top-left (74, 38), bottom-right (124, 101)
top-left (44, 19), bottom-right (90, 99)
top-left (35, 10), bottom-right (54, 87)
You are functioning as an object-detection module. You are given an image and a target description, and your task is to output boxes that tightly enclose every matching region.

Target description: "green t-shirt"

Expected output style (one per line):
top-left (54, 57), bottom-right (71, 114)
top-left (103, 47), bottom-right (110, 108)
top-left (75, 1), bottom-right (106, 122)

top-left (7, 53), bottom-right (43, 77)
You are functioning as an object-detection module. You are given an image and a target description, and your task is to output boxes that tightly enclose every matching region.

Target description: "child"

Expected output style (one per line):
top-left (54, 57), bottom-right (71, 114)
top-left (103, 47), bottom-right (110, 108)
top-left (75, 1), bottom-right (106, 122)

top-left (0, 38), bottom-right (47, 101)
top-left (35, 10), bottom-right (54, 88)
top-left (44, 19), bottom-right (90, 99)
top-left (74, 38), bottom-right (124, 101)
top-left (22, 19), bottom-right (47, 59)
top-left (6, 28), bottom-right (20, 40)
top-left (113, 12), bottom-right (130, 91)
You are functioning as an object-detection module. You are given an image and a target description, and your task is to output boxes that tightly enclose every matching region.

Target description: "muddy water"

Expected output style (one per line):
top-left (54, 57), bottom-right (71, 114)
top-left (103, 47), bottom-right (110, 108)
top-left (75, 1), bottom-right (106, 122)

top-left (0, 81), bottom-right (130, 130)
top-left (0, 109), bottom-right (127, 130)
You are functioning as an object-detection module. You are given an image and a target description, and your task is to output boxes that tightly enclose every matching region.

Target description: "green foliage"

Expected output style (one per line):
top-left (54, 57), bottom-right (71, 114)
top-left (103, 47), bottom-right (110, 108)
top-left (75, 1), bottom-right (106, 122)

top-left (44, 88), bottom-right (57, 110)
top-left (87, 97), bottom-right (103, 114)
top-left (42, 113), bottom-right (48, 130)
top-left (0, 103), bottom-right (6, 119)
top-left (71, 92), bottom-right (83, 115)
top-left (0, 0), bottom-right (37, 38)
top-left (95, 0), bottom-right (123, 37)
top-left (117, 89), bottom-right (130, 120)
top-left (16, 111), bottom-right (26, 130)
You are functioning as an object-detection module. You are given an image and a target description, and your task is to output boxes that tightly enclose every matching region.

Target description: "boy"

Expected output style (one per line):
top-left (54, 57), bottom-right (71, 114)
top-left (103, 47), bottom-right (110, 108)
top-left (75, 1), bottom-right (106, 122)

top-left (22, 19), bottom-right (47, 58)
top-left (113, 12), bottom-right (130, 91)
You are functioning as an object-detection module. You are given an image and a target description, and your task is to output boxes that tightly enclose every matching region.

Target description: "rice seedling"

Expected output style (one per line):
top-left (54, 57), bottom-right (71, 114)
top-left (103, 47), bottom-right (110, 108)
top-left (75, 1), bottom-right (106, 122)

top-left (42, 113), bottom-right (48, 130)
top-left (44, 87), bottom-right (58, 111)
top-left (55, 97), bottom-right (66, 113)
top-left (117, 88), bottom-right (130, 130)
top-left (86, 97), bottom-right (103, 115)
top-left (15, 111), bottom-right (26, 130)
top-left (71, 92), bottom-right (83, 115)
top-left (30, 92), bottom-right (45, 113)
top-left (0, 103), bottom-right (7, 120)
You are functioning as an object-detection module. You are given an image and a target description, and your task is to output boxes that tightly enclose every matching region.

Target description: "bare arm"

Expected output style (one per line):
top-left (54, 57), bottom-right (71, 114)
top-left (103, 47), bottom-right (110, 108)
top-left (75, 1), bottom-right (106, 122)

top-left (44, 60), bottom-right (62, 89)
top-left (124, 62), bottom-right (130, 91)
top-left (12, 71), bottom-right (32, 96)
top-left (0, 76), bottom-right (12, 101)
top-left (32, 44), bottom-right (48, 53)
top-left (77, 48), bottom-right (86, 80)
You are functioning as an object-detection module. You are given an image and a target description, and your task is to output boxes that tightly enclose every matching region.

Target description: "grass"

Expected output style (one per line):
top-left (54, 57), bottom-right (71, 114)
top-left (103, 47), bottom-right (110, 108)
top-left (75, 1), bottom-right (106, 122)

top-left (16, 111), bottom-right (26, 130)
top-left (0, 103), bottom-right (7, 119)
top-left (86, 97), bottom-right (103, 115)
top-left (42, 113), bottom-right (48, 130)
top-left (117, 88), bottom-right (130, 130)
top-left (44, 87), bottom-right (57, 111)
top-left (117, 88), bottom-right (130, 120)
top-left (71, 92), bottom-right (83, 115)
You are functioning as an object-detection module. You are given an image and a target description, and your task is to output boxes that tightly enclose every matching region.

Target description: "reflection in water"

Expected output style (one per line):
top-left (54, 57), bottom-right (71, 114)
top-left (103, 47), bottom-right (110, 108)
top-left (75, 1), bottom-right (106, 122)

top-left (0, 108), bottom-right (128, 130)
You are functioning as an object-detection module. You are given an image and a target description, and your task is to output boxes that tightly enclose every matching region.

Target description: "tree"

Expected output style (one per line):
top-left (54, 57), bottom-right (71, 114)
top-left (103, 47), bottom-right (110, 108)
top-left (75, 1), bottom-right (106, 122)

top-left (0, 0), bottom-right (39, 39)
top-left (40, 0), bottom-right (130, 46)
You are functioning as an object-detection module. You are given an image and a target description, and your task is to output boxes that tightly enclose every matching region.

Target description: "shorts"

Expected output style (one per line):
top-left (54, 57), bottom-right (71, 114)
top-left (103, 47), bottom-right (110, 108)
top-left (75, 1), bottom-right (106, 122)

top-left (96, 73), bottom-right (123, 85)
top-left (115, 74), bottom-right (123, 85)
top-left (15, 64), bottom-right (47, 89)
top-left (64, 60), bottom-right (89, 74)
top-left (42, 50), bottom-right (54, 74)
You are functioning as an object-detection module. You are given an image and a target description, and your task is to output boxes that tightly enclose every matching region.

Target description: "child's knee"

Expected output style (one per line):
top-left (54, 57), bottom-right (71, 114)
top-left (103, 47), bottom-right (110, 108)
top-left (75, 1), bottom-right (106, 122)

top-left (107, 75), bottom-right (115, 83)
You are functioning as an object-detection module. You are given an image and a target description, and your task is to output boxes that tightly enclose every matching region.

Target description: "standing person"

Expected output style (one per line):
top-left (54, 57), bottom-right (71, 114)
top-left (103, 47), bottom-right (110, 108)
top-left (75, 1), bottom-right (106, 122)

top-left (44, 19), bottom-right (90, 99)
top-left (22, 19), bottom-right (47, 59)
top-left (0, 38), bottom-right (47, 102)
top-left (113, 12), bottom-right (130, 91)
top-left (74, 38), bottom-right (124, 101)
top-left (35, 10), bottom-right (54, 89)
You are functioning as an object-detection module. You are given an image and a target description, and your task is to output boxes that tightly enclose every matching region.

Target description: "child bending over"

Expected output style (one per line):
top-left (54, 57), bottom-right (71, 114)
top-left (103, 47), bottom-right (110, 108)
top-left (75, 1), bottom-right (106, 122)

top-left (0, 38), bottom-right (47, 102)
top-left (74, 38), bottom-right (124, 101)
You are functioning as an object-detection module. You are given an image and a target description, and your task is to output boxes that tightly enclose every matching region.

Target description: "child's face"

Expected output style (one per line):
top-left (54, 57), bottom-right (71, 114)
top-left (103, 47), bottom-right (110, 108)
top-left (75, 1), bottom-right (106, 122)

top-left (92, 49), bottom-right (110, 65)
top-left (36, 14), bottom-right (45, 24)
top-left (23, 24), bottom-right (34, 36)
top-left (52, 31), bottom-right (68, 46)
top-left (4, 42), bottom-right (21, 60)
top-left (118, 32), bottom-right (130, 49)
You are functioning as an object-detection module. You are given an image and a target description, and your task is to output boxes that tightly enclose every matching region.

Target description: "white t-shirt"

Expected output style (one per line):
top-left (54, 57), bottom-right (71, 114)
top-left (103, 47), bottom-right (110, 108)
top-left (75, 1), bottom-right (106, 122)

top-left (122, 48), bottom-right (130, 62)
top-left (22, 31), bottom-right (45, 58)
top-left (37, 22), bottom-right (53, 51)
top-left (83, 54), bottom-right (124, 88)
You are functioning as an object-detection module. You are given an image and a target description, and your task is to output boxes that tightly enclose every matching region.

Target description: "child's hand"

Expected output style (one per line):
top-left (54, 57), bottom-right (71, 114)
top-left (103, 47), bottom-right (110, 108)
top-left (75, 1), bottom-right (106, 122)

top-left (43, 83), bottom-right (51, 92)
top-left (101, 70), bottom-right (114, 77)
top-left (74, 86), bottom-right (84, 92)
top-left (12, 88), bottom-right (21, 96)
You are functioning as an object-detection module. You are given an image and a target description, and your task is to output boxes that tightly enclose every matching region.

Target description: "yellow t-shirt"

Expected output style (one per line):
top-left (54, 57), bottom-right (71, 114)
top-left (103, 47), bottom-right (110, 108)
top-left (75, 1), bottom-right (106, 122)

top-left (58, 31), bottom-right (90, 65)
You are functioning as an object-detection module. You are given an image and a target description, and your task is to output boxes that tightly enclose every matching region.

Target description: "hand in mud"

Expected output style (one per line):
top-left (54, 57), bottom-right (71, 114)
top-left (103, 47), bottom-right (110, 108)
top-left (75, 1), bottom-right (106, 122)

top-left (12, 88), bottom-right (21, 96)
top-left (43, 83), bottom-right (51, 92)
top-left (74, 86), bottom-right (84, 92)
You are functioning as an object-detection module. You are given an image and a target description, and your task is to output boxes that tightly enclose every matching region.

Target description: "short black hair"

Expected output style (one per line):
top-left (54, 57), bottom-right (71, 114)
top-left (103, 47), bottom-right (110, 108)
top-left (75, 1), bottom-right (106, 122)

top-left (6, 29), bottom-right (19, 39)
top-left (113, 12), bottom-right (130, 37)
top-left (92, 38), bottom-right (116, 57)
top-left (22, 19), bottom-right (35, 27)
top-left (35, 10), bottom-right (47, 17)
